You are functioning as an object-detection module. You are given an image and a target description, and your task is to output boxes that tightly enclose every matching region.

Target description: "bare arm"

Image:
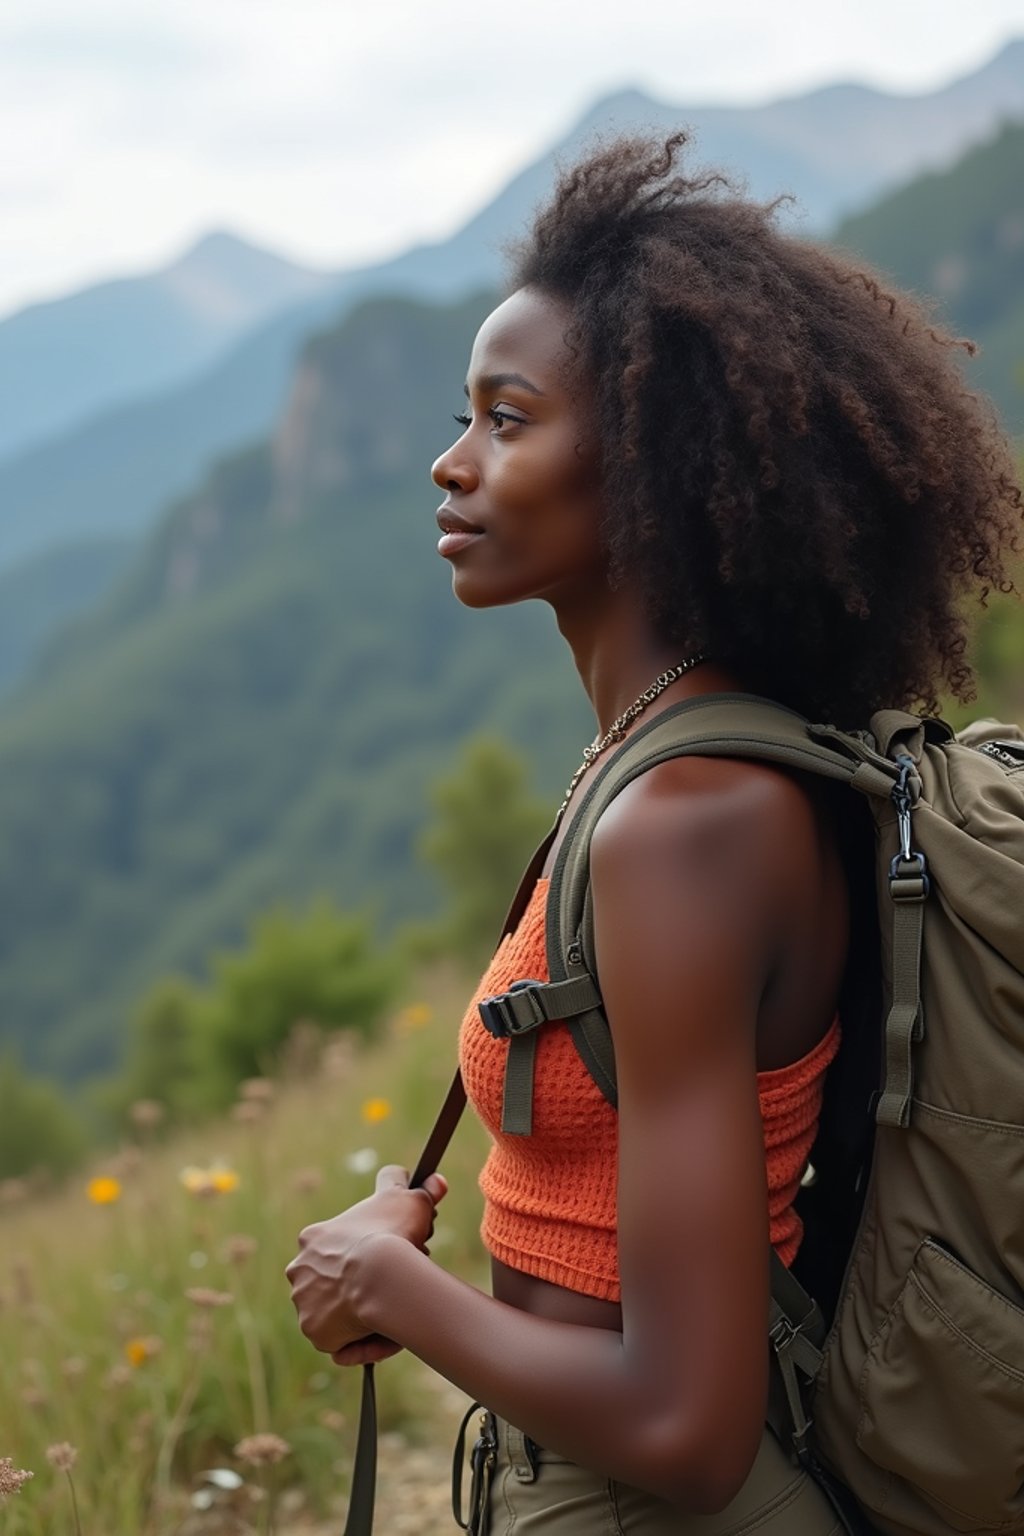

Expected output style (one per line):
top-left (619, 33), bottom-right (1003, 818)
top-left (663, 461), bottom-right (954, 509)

top-left (289, 758), bottom-right (819, 1509)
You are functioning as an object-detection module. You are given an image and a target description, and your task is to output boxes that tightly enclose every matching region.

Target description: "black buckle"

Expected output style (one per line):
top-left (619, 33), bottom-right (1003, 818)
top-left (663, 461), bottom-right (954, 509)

top-left (888, 852), bottom-right (930, 902)
top-left (769, 1314), bottom-right (796, 1356)
top-left (477, 979), bottom-right (546, 1038)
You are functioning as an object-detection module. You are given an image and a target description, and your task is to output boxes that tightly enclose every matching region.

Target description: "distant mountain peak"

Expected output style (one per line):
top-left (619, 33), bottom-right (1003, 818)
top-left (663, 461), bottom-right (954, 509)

top-left (162, 230), bottom-right (332, 329)
top-left (170, 230), bottom-right (320, 281)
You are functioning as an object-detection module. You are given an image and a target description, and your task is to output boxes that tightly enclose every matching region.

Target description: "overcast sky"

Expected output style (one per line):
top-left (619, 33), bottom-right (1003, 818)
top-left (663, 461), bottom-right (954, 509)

top-left (1, 0), bottom-right (1023, 320)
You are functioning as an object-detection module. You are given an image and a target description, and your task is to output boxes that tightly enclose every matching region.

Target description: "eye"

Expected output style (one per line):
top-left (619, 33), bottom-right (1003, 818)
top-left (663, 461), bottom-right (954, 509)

top-left (451, 407), bottom-right (526, 434)
top-left (487, 408), bottom-right (525, 433)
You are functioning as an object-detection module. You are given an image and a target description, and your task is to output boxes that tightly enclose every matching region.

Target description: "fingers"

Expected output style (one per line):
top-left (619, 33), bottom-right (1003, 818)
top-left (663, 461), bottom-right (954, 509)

top-left (375, 1164), bottom-right (410, 1193)
top-left (331, 1336), bottom-right (403, 1367)
top-left (421, 1172), bottom-right (448, 1206)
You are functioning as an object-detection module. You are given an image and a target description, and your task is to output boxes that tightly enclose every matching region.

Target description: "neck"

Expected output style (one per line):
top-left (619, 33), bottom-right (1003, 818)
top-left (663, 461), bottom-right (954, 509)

top-left (550, 582), bottom-right (739, 737)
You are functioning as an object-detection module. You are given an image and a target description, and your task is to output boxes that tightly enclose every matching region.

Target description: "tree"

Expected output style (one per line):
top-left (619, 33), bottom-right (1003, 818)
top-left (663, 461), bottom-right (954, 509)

top-left (198, 900), bottom-right (400, 1104)
top-left (0, 1054), bottom-right (84, 1179)
top-left (418, 735), bottom-right (552, 972)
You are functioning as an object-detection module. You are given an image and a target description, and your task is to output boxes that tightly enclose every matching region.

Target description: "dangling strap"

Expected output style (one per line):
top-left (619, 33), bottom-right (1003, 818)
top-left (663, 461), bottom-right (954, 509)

top-left (340, 828), bottom-right (557, 1536)
top-left (767, 1251), bottom-right (824, 1465)
top-left (876, 755), bottom-right (928, 1129)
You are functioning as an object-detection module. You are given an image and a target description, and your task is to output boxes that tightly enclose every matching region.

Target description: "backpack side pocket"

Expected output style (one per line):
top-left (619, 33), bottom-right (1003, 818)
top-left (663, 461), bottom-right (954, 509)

top-left (856, 1237), bottom-right (1024, 1533)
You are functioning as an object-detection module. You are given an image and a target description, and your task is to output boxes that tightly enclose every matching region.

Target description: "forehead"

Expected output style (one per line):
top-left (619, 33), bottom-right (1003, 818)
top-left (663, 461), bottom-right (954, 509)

top-left (468, 287), bottom-right (573, 390)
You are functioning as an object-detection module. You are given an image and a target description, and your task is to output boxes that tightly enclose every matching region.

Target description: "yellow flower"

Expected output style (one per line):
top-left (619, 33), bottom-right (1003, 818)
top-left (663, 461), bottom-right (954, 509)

top-left (361, 1097), bottom-right (392, 1125)
top-left (179, 1164), bottom-right (239, 1196)
top-left (124, 1336), bottom-right (160, 1368)
top-left (396, 1002), bottom-right (433, 1033)
top-left (86, 1176), bottom-right (122, 1205)
top-left (180, 1165), bottom-right (212, 1195)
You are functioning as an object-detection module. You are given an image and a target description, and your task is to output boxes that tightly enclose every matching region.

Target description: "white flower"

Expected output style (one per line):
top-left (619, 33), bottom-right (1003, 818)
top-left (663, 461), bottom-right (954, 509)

top-left (344, 1147), bottom-right (379, 1175)
top-left (205, 1468), bottom-right (244, 1490)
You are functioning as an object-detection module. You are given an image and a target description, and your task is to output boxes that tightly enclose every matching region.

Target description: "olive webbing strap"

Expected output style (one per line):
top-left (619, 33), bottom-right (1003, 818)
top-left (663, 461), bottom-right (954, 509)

top-left (875, 874), bottom-right (927, 1129)
top-left (543, 695), bottom-right (898, 1115)
top-left (340, 830), bottom-right (556, 1536)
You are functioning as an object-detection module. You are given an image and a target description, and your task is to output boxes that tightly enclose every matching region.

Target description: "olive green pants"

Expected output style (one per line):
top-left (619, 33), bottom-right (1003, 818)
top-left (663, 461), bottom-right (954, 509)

top-left (454, 1410), bottom-right (850, 1535)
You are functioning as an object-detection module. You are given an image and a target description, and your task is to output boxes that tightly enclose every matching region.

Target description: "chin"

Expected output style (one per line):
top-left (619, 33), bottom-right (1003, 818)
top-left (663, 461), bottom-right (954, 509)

top-left (448, 568), bottom-right (530, 611)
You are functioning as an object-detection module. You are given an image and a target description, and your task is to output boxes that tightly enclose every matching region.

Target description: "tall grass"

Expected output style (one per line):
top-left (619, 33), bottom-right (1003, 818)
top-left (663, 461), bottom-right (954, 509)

top-left (0, 968), bottom-right (488, 1533)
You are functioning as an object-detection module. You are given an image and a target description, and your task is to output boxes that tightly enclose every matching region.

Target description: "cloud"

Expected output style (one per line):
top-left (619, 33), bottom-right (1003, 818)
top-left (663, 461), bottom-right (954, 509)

top-left (0, 0), bottom-right (1019, 316)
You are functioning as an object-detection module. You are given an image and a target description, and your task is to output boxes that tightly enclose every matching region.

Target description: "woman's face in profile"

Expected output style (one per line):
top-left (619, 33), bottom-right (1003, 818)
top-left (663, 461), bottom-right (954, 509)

top-left (431, 287), bottom-right (608, 615)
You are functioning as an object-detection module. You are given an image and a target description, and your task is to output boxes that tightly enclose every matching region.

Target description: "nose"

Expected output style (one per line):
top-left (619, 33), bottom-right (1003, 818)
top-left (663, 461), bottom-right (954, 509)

top-left (431, 432), bottom-right (479, 494)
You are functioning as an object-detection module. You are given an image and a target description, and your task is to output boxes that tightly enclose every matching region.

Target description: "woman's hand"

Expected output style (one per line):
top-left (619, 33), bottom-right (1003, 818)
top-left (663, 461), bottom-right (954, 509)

top-left (285, 1165), bottom-right (447, 1362)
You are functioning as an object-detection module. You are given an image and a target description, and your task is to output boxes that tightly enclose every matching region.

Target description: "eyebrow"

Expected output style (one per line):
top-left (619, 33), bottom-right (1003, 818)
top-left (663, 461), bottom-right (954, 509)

top-left (464, 371), bottom-right (545, 398)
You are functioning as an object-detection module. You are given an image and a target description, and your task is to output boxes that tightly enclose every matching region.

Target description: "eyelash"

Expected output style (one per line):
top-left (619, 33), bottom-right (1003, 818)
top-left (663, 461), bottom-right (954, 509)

top-left (452, 408), bottom-right (520, 432)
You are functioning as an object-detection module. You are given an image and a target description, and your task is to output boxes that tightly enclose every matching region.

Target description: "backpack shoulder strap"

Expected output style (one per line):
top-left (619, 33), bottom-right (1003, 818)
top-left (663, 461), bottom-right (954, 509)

top-left (544, 693), bottom-right (898, 1110)
top-left (409, 823), bottom-right (558, 1183)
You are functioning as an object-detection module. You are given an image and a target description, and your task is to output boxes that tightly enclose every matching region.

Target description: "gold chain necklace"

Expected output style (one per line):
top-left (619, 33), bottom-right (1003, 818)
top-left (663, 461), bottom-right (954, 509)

top-left (557, 653), bottom-right (707, 820)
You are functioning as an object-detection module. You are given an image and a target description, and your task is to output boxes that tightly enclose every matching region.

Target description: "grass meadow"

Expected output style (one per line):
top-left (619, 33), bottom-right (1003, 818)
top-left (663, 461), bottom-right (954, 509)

top-left (0, 972), bottom-right (488, 1533)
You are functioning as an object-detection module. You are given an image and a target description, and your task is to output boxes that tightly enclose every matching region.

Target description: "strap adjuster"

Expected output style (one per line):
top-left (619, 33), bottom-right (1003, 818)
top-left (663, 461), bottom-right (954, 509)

top-left (889, 852), bottom-right (930, 902)
top-left (478, 979), bottom-right (546, 1038)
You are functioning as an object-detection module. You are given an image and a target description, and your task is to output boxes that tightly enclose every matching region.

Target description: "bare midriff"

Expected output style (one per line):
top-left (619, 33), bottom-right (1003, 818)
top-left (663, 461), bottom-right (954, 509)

top-left (493, 1257), bottom-right (623, 1330)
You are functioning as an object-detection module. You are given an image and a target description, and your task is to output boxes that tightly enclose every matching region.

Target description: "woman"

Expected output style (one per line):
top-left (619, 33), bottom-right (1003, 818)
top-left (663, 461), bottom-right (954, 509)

top-left (286, 135), bottom-right (1021, 1532)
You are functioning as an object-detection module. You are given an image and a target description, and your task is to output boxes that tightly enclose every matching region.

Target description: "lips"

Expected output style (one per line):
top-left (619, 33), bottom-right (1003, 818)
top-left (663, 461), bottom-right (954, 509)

top-left (436, 505), bottom-right (484, 535)
top-left (436, 505), bottom-right (485, 561)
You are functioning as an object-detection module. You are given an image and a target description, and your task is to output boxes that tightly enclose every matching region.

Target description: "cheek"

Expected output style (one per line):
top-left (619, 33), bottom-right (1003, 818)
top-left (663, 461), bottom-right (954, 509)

top-left (493, 439), bottom-right (601, 518)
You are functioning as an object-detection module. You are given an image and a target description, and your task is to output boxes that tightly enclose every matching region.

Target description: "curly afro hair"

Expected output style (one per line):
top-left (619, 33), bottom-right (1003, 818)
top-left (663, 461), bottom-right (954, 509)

top-left (509, 134), bottom-right (1022, 725)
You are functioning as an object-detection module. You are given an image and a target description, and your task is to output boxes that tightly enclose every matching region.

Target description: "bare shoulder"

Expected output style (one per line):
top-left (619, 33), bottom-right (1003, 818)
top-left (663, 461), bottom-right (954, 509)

top-left (590, 753), bottom-right (823, 904)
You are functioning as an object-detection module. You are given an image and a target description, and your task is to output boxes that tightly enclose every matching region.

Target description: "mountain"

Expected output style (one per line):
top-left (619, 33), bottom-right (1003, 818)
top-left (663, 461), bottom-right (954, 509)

top-left (1, 42), bottom-right (1022, 575)
top-left (0, 288), bottom-right (590, 1079)
top-left (0, 536), bottom-right (134, 698)
top-left (834, 119), bottom-right (1024, 433)
top-left (3, 91), bottom-right (1024, 1078)
top-left (0, 231), bottom-right (335, 463)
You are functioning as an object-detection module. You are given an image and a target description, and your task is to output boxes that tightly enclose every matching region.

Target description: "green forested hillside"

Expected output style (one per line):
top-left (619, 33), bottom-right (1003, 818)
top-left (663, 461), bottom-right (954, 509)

top-left (0, 291), bottom-right (591, 1079)
top-left (0, 535), bottom-right (133, 697)
top-left (834, 120), bottom-right (1024, 434)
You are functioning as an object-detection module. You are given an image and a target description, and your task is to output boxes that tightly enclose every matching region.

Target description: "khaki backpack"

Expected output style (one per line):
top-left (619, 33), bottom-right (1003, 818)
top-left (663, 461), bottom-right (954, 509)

top-left (475, 693), bottom-right (1024, 1536)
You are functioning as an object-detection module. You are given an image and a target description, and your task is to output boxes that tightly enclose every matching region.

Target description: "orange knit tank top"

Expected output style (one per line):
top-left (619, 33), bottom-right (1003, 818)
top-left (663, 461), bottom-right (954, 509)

top-left (459, 877), bottom-right (840, 1304)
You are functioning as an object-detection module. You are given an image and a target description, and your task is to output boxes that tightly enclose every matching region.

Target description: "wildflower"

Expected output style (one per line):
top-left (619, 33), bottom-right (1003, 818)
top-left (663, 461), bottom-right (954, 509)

top-left (180, 1165), bottom-right (212, 1196)
top-left (60, 1357), bottom-right (86, 1379)
top-left (179, 1163), bottom-right (239, 1197)
top-left (231, 1100), bottom-right (265, 1124)
top-left (21, 1386), bottom-right (48, 1409)
top-left (319, 1408), bottom-right (347, 1433)
top-left (0, 1178), bottom-right (28, 1205)
top-left (283, 1018), bottom-right (323, 1075)
top-left (239, 1077), bottom-right (274, 1102)
top-left (86, 1176), bottom-right (121, 1205)
top-left (46, 1443), bottom-right (77, 1472)
top-left (234, 1433), bottom-right (291, 1467)
top-left (184, 1287), bottom-right (234, 1309)
top-left (204, 1468), bottom-right (244, 1491)
top-left (221, 1234), bottom-right (258, 1266)
top-left (106, 1146), bottom-right (142, 1178)
top-left (290, 1166), bottom-right (324, 1194)
top-left (0, 1457), bottom-right (33, 1497)
top-left (186, 1313), bottom-right (214, 1352)
top-left (129, 1099), bottom-right (165, 1129)
top-left (361, 1097), bottom-right (392, 1125)
top-left (322, 1037), bottom-right (355, 1079)
top-left (125, 1335), bottom-right (161, 1368)
top-left (397, 1002), bottom-right (433, 1032)
top-left (105, 1363), bottom-right (133, 1389)
top-left (344, 1147), bottom-right (379, 1175)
